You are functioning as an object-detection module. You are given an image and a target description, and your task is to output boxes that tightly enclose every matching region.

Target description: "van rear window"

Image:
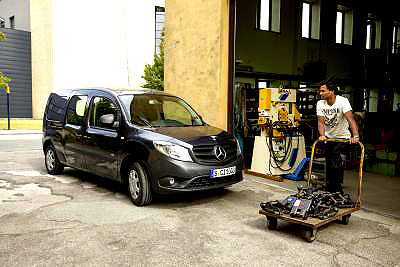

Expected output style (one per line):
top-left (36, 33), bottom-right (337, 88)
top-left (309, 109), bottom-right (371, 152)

top-left (46, 94), bottom-right (68, 122)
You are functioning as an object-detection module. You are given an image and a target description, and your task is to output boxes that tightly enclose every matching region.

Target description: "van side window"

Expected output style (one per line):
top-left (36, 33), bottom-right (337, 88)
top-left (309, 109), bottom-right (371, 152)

top-left (66, 95), bottom-right (88, 126)
top-left (89, 96), bottom-right (118, 130)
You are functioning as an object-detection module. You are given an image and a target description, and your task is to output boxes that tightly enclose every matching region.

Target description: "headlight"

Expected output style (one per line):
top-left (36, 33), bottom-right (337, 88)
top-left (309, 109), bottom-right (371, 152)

top-left (153, 141), bottom-right (193, 162)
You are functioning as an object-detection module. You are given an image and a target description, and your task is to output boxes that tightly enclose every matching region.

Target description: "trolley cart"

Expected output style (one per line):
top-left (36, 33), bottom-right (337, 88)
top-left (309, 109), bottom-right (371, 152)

top-left (259, 139), bottom-right (365, 242)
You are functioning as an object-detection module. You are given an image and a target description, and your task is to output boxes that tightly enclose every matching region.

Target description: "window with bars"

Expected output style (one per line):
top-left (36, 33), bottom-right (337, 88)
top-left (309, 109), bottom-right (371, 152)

top-left (336, 5), bottom-right (353, 45)
top-left (393, 23), bottom-right (400, 54)
top-left (366, 14), bottom-right (381, 49)
top-left (301, 0), bottom-right (320, 39)
top-left (155, 6), bottom-right (165, 55)
top-left (366, 19), bottom-right (375, 49)
top-left (302, 2), bottom-right (311, 38)
top-left (9, 16), bottom-right (14, 29)
top-left (256, 0), bottom-right (280, 32)
top-left (0, 17), bottom-right (5, 28)
top-left (336, 10), bottom-right (344, 44)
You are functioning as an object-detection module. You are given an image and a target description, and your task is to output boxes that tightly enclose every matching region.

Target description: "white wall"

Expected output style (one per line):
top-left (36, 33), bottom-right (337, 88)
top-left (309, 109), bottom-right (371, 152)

top-left (52, 0), bottom-right (164, 90)
top-left (0, 0), bottom-right (30, 31)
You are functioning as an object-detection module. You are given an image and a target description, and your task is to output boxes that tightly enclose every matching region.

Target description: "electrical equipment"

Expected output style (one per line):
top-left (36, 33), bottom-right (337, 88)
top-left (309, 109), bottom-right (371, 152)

top-left (250, 88), bottom-right (306, 176)
top-left (290, 198), bottom-right (312, 220)
top-left (258, 88), bottom-right (300, 128)
top-left (250, 135), bottom-right (306, 176)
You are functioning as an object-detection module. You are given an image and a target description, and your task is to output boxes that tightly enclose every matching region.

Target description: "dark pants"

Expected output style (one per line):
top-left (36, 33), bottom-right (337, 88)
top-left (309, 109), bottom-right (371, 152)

top-left (324, 142), bottom-right (347, 194)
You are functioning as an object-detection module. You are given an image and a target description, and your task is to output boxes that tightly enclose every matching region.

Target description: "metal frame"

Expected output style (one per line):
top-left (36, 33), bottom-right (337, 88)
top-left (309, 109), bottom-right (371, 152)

top-left (259, 139), bottom-right (365, 242)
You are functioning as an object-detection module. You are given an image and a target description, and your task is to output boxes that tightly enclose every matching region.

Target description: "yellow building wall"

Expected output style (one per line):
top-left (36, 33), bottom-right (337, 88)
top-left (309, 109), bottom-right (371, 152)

top-left (165, 0), bottom-right (230, 130)
top-left (30, 0), bottom-right (53, 119)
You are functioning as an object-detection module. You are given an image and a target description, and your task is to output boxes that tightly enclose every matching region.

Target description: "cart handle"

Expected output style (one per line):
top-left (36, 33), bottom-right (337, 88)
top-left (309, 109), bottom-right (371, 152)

top-left (307, 139), bottom-right (365, 208)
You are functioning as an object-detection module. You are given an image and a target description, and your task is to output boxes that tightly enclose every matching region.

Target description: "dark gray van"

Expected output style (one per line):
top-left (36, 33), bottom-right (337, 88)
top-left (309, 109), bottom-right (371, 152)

top-left (42, 88), bottom-right (243, 206)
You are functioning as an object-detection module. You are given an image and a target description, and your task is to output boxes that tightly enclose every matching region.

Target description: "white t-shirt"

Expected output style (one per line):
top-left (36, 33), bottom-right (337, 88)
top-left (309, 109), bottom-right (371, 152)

top-left (316, 95), bottom-right (352, 139)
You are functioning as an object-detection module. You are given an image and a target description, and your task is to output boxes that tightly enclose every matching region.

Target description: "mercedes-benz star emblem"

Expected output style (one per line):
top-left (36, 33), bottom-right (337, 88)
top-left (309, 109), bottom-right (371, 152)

top-left (214, 145), bottom-right (226, 161)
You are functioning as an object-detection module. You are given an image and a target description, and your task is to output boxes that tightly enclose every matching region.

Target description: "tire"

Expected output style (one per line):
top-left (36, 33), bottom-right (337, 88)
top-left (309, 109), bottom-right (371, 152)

top-left (341, 214), bottom-right (351, 225)
top-left (126, 162), bottom-right (152, 206)
top-left (305, 228), bottom-right (317, 242)
top-left (266, 217), bottom-right (278, 230)
top-left (45, 145), bottom-right (64, 175)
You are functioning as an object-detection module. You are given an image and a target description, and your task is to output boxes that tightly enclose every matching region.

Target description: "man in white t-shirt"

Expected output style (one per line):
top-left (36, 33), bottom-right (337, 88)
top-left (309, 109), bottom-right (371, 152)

top-left (316, 80), bottom-right (359, 193)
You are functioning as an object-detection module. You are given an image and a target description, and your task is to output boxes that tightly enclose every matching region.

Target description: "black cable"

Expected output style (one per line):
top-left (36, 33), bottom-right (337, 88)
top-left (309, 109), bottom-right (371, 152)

top-left (272, 118), bottom-right (304, 172)
top-left (266, 119), bottom-right (297, 172)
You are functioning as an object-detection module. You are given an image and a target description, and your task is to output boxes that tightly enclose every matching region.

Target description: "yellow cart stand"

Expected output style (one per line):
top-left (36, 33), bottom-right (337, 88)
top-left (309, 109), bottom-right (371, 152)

top-left (259, 139), bottom-right (365, 242)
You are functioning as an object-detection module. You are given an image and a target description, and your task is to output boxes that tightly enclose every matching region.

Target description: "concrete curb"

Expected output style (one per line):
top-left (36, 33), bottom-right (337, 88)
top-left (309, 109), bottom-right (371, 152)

top-left (0, 130), bottom-right (42, 135)
top-left (0, 119), bottom-right (42, 133)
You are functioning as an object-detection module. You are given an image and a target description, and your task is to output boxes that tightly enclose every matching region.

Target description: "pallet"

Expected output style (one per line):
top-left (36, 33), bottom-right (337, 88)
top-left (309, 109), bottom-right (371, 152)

top-left (259, 207), bottom-right (360, 242)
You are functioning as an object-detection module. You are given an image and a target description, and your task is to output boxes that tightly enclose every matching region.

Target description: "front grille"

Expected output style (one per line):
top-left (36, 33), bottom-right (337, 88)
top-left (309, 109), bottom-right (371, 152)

top-left (192, 141), bottom-right (237, 164)
top-left (186, 175), bottom-right (239, 189)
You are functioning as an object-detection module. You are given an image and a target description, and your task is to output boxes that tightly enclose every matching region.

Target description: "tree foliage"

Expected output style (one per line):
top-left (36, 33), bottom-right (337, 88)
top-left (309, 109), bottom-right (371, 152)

top-left (141, 37), bottom-right (164, 91)
top-left (0, 32), bottom-right (11, 89)
top-left (0, 32), bottom-right (6, 41)
top-left (0, 71), bottom-right (10, 89)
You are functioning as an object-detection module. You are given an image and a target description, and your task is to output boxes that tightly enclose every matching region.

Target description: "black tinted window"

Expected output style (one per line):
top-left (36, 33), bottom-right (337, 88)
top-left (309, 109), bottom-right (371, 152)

top-left (89, 96), bottom-right (118, 130)
top-left (46, 94), bottom-right (67, 121)
top-left (66, 95), bottom-right (88, 126)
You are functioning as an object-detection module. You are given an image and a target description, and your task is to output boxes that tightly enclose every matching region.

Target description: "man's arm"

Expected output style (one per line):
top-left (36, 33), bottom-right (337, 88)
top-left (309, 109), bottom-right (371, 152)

top-left (344, 111), bottom-right (359, 144)
top-left (317, 115), bottom-right (327, 141)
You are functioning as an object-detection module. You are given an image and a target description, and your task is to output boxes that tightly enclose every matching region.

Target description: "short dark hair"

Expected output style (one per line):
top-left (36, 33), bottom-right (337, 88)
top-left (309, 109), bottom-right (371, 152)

top-left (320, 79), bottom-right (338, 94)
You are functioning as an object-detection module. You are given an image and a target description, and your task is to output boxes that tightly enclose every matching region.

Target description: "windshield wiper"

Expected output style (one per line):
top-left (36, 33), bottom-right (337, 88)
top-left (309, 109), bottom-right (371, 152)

top-left (133, 116), bottom-right (152, 127)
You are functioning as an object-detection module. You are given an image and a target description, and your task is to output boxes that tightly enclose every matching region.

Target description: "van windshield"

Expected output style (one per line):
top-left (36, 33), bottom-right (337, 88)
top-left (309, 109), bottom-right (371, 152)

top-left (119, 94), bottom-right (205, 127)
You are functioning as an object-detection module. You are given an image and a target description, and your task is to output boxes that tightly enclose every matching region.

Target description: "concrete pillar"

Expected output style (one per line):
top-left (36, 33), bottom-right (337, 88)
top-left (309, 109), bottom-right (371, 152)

top-left (165, 0), bottom-right (230, 130)
top-left (30, 0), bottom-right (53, 119)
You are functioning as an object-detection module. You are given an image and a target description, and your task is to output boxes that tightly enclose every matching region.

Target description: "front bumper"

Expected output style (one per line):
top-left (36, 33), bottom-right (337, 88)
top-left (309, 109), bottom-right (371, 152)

top-left (148, 153), bottom-right (244, 194)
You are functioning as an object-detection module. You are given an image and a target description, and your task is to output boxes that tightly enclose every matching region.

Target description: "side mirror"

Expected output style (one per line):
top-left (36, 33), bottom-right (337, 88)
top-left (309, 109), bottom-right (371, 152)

top-left (99, 114), bottom-right (118, 128)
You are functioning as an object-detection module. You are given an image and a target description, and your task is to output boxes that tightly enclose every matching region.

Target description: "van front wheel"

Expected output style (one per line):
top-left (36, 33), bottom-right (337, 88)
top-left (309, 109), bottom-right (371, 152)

top-left (127, 162), bottom-right (152, 206)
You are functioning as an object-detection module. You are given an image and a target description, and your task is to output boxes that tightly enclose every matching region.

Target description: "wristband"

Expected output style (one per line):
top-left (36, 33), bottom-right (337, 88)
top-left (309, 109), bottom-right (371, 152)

top-left (353, 136), bottom-right (359, 138)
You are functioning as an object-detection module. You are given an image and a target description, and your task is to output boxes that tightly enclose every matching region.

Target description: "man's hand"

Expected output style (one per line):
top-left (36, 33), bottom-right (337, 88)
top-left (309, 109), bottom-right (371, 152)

top-left (350, 136), bottom-right (359, 144)
top-left (319, 135), bottom-right (327, 142)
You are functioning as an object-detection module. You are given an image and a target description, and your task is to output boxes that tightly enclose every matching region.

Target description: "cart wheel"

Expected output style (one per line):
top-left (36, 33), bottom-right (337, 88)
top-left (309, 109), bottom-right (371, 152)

top-left (266, 216), bottom-right (278, 230)
top-left (341, 214), bottom-right (351, 225)
top-left (305, 228), bottom-right (317, 242)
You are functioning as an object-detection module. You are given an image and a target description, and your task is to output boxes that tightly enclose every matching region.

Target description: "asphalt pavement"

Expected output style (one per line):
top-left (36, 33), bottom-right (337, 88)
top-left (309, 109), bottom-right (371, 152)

top-left (0, 133), bottom-right (399, 266)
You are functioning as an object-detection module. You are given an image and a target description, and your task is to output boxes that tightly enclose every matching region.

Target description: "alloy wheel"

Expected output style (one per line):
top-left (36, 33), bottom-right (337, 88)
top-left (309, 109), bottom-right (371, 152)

top-left (46, 149), bottom-right (55, 171)
top-left (128, 168), bottom-right (140, 200)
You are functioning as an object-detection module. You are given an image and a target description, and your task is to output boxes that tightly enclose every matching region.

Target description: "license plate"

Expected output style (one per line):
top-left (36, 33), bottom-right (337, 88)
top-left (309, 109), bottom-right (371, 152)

top-left (210, 166), bottom-right (236, 178)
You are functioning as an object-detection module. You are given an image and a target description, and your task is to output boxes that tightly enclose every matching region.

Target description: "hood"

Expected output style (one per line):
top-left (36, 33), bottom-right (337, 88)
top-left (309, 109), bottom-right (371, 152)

top-left (147, 125), bottom-right (235, 146)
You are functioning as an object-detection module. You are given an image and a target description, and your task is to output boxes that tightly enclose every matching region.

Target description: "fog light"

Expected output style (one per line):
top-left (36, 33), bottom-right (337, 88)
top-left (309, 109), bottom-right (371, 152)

top-left (160, 177), bottom-right (177, 187)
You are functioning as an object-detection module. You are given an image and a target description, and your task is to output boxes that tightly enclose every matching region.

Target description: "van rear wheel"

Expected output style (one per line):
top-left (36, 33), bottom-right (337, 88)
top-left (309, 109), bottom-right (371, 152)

top-left (127, 162), bottom-right (152, 206)
top-left (45, 145), bottom-right (64, 174)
